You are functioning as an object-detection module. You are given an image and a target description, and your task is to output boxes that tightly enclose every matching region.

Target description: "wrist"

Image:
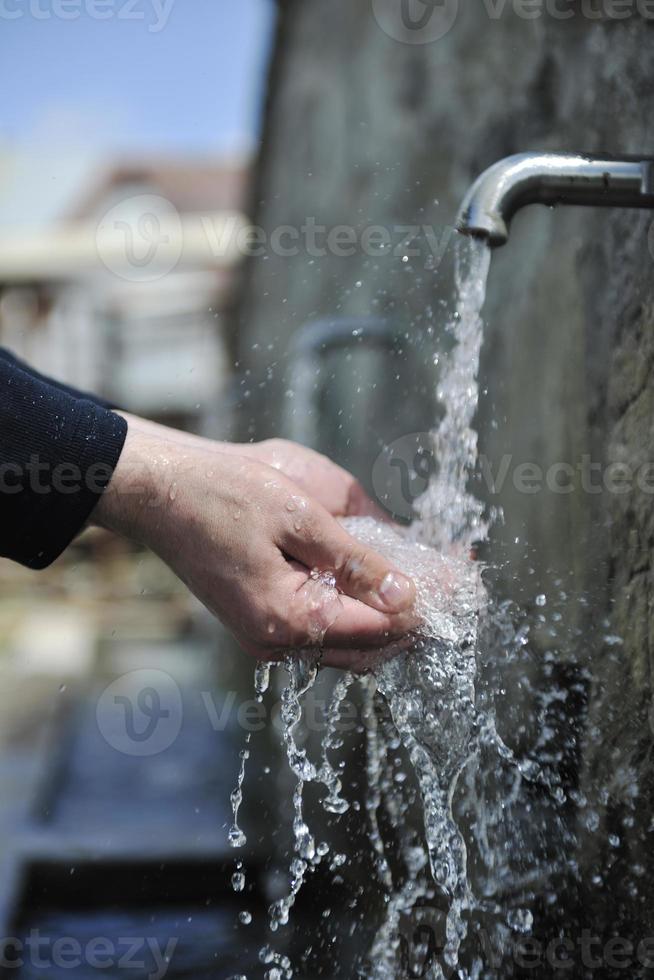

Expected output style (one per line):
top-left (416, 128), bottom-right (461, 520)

top-left (114, 411), bottom-right (263, 464)
top-left (92, 425), bottom-right (173, 544)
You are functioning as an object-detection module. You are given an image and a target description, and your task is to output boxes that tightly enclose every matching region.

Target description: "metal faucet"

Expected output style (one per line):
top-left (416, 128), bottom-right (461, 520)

top-left (456, 152), bottom-right (654, 247)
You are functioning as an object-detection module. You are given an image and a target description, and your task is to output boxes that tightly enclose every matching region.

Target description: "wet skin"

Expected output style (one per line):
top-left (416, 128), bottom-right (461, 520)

top-left (93, 416), bottom-right (418, 666)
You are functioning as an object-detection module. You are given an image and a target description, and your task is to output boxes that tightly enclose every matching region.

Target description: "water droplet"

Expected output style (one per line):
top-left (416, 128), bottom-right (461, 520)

top-left (507, 908), bottom-right (533, 934)
top-left (228, 827), bottom-right (247, 849)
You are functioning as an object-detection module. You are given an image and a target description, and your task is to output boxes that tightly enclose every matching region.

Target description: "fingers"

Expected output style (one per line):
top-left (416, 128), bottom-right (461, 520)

top-left (278, 502), bottom-right (416, 615)
top-left (320, 595), bottom-right (416, 648)
top-left (256, 439), bottom-right (386, 520)
top-left (282, 567), bottom-right (416, 650)
top-left (239, 559), bottom-right (418, 656)
top-left (319, 635), bottom-right (414, 671)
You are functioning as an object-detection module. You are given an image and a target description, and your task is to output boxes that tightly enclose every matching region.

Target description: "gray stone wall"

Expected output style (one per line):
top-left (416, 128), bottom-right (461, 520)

top-left (232, 0), bottom-right (654, 947)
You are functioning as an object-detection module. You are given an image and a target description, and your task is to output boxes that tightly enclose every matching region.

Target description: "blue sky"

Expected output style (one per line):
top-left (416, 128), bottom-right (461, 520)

top-left (0, 0), bottom-right (275, 154)
top-left (0, 1), bottom-right (275, 226)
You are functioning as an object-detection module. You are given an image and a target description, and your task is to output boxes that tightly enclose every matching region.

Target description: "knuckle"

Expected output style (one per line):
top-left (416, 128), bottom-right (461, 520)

top-left (339, 548), bottom-right (371, 588)
top-left (293, 508), bottom-right (322, 543)
top-left (251, 604), bottom-right (290, 648)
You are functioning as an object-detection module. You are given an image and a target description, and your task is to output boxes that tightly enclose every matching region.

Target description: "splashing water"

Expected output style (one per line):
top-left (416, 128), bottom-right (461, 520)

top-left (229, 664), bottom-right (270, 853)
top-left (230, 239), bottom-right (550, 977)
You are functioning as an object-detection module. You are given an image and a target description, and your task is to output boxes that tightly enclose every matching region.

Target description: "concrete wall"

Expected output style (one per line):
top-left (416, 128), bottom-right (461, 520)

top-left (232, 0), bottom-right (654, 949)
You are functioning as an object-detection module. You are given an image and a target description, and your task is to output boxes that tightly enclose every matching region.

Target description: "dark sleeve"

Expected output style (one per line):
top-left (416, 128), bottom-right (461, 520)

top-left (0, 347), bottom-right (118, 409)
top-left (0, 356), bottom-right (127, 569)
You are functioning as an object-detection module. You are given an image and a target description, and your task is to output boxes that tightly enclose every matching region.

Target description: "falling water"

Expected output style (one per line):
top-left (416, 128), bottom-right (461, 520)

top-left (229, 238), bottom-right (553, 978)
top-left (412, 237), bottom-right (492, 552)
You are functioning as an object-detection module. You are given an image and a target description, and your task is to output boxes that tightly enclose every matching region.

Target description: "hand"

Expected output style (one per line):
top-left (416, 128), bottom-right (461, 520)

top-left (116, 415), bottom-right (387, 521)
top-left (224, 438), bottom-right (388, 520)
top-left (94, 424), bottom-right (417, 666)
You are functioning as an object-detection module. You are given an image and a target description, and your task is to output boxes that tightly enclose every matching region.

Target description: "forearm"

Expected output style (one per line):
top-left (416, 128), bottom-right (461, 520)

top-left (115, 412), bottom-right (243, 458)
top-left (92, 425), bottom-right (169, 543)
top-left (0, 358), bottom-right (127, 569)
top-left (94, 425), bottom-right (247, 567)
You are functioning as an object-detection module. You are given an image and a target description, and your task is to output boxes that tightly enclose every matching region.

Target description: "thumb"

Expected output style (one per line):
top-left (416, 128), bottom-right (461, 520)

top-left (280, 504), bottom-right (416, 614)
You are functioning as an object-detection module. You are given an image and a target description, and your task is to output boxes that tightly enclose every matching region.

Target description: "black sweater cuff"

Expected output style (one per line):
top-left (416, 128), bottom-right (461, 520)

top-left (0, 357), bottom-right (128, 569)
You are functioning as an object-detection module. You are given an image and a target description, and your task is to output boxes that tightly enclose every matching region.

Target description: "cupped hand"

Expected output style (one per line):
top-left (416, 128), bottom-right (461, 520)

top-left (94, 425), bottom-right (417, 665)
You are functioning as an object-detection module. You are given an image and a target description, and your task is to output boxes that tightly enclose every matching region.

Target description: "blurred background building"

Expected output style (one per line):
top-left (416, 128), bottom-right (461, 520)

top-left (0, 157), bottom-right (249, 428)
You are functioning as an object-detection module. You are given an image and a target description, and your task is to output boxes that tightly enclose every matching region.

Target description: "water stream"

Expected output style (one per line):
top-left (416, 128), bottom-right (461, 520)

top-left (229, 238), bottom-right (562, 978)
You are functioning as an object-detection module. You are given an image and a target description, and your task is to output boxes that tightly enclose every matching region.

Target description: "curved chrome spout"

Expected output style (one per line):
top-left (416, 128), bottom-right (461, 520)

top-left (456, 153), bottom-right (654, 247)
